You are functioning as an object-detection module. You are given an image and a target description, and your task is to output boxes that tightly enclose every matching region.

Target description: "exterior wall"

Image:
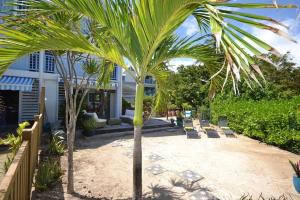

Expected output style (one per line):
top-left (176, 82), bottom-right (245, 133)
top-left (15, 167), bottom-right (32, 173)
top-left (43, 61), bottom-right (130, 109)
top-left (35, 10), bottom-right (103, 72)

top-left (122, 70), bottom-right (156, 104)
top-left (0, 2), bottom-right (123, 123)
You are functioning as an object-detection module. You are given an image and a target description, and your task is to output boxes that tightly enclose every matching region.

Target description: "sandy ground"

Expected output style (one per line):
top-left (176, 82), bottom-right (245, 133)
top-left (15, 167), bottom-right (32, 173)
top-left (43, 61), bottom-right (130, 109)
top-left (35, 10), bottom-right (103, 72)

top-left (33, 124), bottom-right (300, 200)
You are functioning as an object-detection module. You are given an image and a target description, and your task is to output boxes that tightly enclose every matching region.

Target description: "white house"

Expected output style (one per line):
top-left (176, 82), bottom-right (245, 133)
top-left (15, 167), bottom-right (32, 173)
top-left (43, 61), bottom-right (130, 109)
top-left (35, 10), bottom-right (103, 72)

top-left (122, 69), bottom-right (156, 104)
top-left (0, 0), bottom-right (123, 127)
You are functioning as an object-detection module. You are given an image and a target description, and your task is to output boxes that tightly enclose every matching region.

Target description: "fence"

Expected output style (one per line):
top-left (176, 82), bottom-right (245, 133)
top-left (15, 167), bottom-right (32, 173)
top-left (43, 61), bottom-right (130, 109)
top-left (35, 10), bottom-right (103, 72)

top-left (0, 87), bottom-right (45, 200)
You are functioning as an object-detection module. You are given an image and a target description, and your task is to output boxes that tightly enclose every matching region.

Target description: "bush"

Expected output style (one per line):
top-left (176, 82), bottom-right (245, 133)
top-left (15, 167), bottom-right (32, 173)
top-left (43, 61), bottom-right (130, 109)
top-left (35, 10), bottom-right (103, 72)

top-left (48, 130), bottom-right (65, 156)
top-left (34, 158), bottom-right (62, 191)
top-left (211, 97), bottom-right (300, 153)
top-left (122, 98), bottom-right (132, 114)
top-left (0, 122), bottom-right (30, 172)
top-left (82, 117), bottom-right (96, 132)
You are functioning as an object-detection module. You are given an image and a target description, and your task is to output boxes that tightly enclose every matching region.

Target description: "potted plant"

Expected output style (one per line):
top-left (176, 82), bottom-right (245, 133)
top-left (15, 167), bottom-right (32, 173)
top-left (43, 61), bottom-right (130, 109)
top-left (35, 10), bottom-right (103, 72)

top-left (82, 117), bottom-right (96, 137)
top-left (289, 160), bottom-right (300, 193)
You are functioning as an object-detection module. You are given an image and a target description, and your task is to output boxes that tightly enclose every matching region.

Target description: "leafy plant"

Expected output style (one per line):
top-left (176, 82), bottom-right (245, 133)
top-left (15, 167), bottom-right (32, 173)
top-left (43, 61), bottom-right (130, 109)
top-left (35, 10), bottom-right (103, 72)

top-left (289, 160), bottom-right (300, 178)
top-left (34, 158), bottom-right (62, 191)
top-left (82, 117), bottom-right (96, 132)
top-left (240, 194), bottom-right (292, 200)
top-left (48, 130), bottom-right (65, 156)
top-left (3, 155), bottom-right (13, 173)
top-left (211, 97), bottom-right (300, 153)
top-left (0, 122), bottom-right (30, 172)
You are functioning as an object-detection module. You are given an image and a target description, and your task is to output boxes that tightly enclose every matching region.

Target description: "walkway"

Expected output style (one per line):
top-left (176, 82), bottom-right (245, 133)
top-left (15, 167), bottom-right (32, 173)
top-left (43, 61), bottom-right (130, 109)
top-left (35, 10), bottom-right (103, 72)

top-left (34, 123), bottom-right (300, 200)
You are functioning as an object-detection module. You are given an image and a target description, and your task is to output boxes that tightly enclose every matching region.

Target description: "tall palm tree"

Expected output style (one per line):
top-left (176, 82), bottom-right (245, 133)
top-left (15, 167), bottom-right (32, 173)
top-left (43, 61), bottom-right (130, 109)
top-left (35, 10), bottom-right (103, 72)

top-left (0, 0), bottom-right (296, 199)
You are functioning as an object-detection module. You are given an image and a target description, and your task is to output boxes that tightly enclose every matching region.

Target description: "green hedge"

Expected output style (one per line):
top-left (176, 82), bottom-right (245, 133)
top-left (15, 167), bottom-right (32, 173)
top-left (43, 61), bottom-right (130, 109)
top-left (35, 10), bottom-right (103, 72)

top-left (211, 97), bottom-right (300, 153)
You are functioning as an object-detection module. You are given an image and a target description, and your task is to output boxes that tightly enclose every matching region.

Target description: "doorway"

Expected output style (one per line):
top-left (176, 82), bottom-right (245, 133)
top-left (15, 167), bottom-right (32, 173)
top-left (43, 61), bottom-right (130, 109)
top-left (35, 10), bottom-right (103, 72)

top-left (0, 90), bottom-right (19, 126)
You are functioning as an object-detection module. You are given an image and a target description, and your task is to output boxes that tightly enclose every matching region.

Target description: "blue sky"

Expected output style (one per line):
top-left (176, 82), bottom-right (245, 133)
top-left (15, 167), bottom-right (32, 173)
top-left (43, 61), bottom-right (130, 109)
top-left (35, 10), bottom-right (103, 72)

top-left (169, 0), bottom-right (300, 70)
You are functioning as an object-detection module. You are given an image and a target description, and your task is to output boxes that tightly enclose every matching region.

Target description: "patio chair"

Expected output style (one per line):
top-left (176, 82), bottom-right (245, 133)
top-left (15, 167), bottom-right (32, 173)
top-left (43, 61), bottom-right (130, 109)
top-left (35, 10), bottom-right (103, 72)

top-left (199, 119), bottom-right (210, 129)
top-left (218, 117), bottom-right (234, 135)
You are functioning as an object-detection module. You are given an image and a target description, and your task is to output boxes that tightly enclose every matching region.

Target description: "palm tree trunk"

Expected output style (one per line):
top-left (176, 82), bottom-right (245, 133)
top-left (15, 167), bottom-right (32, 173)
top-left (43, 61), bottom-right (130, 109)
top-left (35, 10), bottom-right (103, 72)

top-left (133, 83), bottom-right (144, 200)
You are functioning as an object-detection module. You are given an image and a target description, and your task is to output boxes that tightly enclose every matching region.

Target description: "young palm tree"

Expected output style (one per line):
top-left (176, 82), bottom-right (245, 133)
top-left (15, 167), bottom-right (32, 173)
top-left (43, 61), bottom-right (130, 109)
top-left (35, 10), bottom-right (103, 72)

top-left (0, 0), bottom-right (296, 199)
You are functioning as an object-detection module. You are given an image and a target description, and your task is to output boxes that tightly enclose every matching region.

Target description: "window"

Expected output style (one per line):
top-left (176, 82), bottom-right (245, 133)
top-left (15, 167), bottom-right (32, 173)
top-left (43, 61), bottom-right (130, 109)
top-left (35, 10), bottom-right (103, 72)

top-left (111, 66), bottom-right (117, 80)
top-left (16, 0), bottom-right (27, 11)
top-left (45, 51), bottom-right (55, 73)
top-left (145, 76), bottom-right (154, 84)
top-left (29, 52), bottom-right (39, 72)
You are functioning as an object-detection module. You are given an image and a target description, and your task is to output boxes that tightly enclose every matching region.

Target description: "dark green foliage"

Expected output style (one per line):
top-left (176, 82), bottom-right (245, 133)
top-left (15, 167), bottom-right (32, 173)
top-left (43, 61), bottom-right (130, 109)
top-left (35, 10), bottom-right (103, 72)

top-left (82, 117), bottom-right (96, 132)
top-left (211, 97), bottom-right (300, 153)
top-left (122, 98), bottom-right (133, 115)
top-left (34, 158), bottom-right (62, 191)
top-left (172, 65), bottom-right (210, 110)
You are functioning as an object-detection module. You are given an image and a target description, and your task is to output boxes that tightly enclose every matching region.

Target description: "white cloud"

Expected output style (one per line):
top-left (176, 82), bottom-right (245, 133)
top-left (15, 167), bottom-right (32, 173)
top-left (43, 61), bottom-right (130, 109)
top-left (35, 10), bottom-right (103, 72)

top-left (167, 58), bottom-right (198, 71)
top-left (181, 17), bottom-right (199, 36)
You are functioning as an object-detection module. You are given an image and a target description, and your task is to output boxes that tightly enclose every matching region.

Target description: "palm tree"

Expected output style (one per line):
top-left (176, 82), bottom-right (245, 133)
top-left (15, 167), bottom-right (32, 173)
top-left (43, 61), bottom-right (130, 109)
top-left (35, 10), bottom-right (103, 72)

top-left (0, 0), bottom-right (296, 199)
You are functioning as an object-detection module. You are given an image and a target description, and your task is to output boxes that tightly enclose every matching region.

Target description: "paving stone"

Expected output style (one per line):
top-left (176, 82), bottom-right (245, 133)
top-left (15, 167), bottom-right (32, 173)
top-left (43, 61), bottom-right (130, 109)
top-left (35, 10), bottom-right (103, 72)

top-left (145, 164), bottom-right (167, 175)
top-left (189, 190), bottom-right (219, 200)
top-left (177, 170), bottom-right (204, 182)
top-left (148, 154), bottom-right (164, 162)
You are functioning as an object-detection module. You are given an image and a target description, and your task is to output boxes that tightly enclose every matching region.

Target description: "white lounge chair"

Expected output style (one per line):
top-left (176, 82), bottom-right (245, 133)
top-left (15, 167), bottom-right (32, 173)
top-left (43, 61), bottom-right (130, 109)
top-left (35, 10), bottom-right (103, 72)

top-left (83, 111), bottom-right (106, 128)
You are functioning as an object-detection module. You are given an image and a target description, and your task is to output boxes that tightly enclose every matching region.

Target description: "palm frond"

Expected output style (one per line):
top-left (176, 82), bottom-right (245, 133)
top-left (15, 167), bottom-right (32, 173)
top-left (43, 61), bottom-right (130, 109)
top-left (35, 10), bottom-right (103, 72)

top-left (193, 2), bottom-right (297, 93)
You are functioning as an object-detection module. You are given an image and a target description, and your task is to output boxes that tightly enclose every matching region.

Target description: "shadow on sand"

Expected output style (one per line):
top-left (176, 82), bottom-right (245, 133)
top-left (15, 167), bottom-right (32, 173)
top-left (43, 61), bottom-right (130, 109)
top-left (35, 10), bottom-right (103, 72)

top-left (33, 181), bottom-right (189, 200)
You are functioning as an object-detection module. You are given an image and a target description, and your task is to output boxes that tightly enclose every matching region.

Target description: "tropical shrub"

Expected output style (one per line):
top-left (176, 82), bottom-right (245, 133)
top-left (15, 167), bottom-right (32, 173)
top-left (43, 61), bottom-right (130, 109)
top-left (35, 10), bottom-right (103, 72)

top-left (0, 122), bottom-right (30, 172)
top-left (82, 117), bottom-right (96, 132)
top-left (34, 158), bottom-right (62, 191)
top-left (211, 97), bottom-right (300, 153)
top-left (48, 130), bottom-right (65, 156)
top-left (122, 98), bottom-right (133, 115)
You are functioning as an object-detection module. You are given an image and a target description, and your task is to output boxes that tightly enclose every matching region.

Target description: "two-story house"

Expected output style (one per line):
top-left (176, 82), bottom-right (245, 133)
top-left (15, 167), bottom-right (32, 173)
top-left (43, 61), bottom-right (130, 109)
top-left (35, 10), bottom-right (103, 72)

top-left (0, 0), bottom-right (123, 128)
top-left (122, 69), bottom-right (156, 105)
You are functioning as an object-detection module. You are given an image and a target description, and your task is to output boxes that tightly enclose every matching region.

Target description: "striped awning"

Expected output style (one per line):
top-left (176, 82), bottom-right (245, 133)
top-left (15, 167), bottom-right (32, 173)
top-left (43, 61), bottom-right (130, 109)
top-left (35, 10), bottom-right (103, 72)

top-left (0, 75), bottom-right (34, 92)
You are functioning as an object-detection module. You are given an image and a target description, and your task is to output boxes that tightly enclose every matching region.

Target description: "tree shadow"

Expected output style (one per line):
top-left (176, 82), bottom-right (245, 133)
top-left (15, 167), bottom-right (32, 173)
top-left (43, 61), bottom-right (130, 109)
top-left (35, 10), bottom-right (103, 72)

top-left (33, 181), bottom-right (185, 200)
top-left (143, 184), bottom-right (184, 200)
top-left (169, 178), bottom-right (210, 193)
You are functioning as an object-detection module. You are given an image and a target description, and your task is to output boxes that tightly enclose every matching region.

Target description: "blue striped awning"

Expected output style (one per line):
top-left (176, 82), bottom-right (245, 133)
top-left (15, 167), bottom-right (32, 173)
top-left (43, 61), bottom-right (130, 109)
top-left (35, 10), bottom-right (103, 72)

top-left (0, 75), bottom-right (34, 92)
